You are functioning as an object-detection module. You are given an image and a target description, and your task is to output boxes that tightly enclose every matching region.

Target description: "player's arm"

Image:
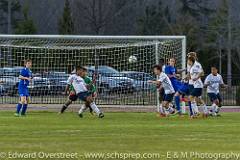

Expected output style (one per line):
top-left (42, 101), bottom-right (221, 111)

top-left (219, 75), bottom-right (227, 88)
top-left (65, 75), bottom-right (73, 94)
top-left (148, 80), bottom-right (161, 85)
top-left (65, 84), bottom-right (70, 95)
top-left (19, 69), bottom-right (31, 81)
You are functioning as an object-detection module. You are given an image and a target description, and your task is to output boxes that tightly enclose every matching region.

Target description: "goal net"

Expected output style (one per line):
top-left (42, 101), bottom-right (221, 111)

top-left (0, 35), bottom-right (186, 109)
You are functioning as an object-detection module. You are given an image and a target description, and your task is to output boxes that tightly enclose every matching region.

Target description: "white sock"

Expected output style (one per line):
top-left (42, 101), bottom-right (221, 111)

top-left (191, 101), bottom-right (199, 114)
top-left (202, 104), bottom-right (208, 114)
top-left (159, 105), bottom-right (164, 114)
top-left (211, 103), bottom-right (217, 112)
top-left (78, 105), bottom-right (87, 114)
top-left (90, 102), bottom-right (101, 115)
top-left (214, 105), bottom-right (220, 113)
top-left (166, 106), bottom-right (174, 114)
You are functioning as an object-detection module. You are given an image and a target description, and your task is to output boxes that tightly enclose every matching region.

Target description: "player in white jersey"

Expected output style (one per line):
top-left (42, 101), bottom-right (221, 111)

top-left (148, 65), bottom-right (175, 117)
top-left (67, 66), bottom-right (104, 118)
top-left (204, 66), bottom-right (227, 116)
top-left (188, 56), bottom-right (208, 118)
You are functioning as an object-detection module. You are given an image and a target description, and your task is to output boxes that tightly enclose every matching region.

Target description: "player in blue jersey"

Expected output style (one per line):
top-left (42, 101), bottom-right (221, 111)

top-left (165, 58), bottom-right (186, 115)
top-left (15, 59), bottom-right (32, 117)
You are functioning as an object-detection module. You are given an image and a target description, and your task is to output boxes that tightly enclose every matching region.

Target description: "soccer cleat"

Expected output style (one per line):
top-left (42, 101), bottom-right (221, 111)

top-left (98, 113), bottom-right (104, 118)
top-left (202, 113), bottom-right (208, 118)
top-left (158, 113), bottom-right (167, 117)
top-left (14, 113), bottom-right (20, 117)
top-left (78, 113), bottom-right (83, 118)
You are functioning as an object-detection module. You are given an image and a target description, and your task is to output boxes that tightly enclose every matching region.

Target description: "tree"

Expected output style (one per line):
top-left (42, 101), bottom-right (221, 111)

top-left (72, 0), bottom-right (133, 34)
top-left (204, 0), bottom-right (240, 85)
top-left (138, 1), bottom-right (172, 35)
top-left (58, 0), bottom-right (74, 34)
top-left (15, 5), bottom-right (37, 34)
top-left (0, 0), bottom-right (21, 33)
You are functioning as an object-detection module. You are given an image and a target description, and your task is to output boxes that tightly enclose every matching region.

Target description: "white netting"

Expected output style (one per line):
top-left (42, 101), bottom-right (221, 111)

top-left (0, 35), bottom-right (186, 105)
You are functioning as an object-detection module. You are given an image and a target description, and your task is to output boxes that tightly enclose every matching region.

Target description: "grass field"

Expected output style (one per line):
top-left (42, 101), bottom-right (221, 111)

top-left (0, 111), bottom-right (240, 160)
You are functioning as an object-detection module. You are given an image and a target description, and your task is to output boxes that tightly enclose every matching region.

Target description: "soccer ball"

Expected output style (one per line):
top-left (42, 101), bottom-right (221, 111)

top-left (128, 55), bottom-right (137, 63)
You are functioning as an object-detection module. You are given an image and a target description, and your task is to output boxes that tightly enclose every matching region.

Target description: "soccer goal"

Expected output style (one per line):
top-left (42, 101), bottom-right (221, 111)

top-left (0, 35), bottom-right (186, 110)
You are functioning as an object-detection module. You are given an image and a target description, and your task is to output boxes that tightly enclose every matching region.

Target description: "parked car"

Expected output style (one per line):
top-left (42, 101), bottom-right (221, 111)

top-left (121, 71), bottom-right (155, 91)
top-left (28, 77), bottom-right (51, 95)
top-left (0, 76), bottom-right (19, 96)
top-left (0, 67), bottom-right (23, 77)
top-left (45, 71), bottom-right (69, 84)
top-left (49, 80), bottom-right (67, 94)
top-left (86, 66), bottom-right (135, 93)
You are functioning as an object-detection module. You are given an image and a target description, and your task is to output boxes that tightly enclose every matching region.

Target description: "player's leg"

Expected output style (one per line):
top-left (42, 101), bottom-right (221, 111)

top-left (215, 93), bottom-right (223, 115)
top-left (189, 94), bottom-right (198, 118)
top-left (174, 92), bottom-right (181, 114)
top-left (78, 103), bottom-right (87, 118)
top-left (15, 96), bottom-right (26, 116)
top-left (197, 97), bottom-right (208, 117)
top-left (208, 93), bottom-right (218, 116)
top-left (188, 85), bottom-right (194, 117)
top-left (163, 94), bottom-right (175, 116)
top-left (190, 88), bottom-right (202, 116)
top-left (60, 94), bottom-right (77, 114)
top-left (21, 89), bottom-right (30, 116)
top-left (78, 92), bottom-right (104, 118)
top-left (15, 87), bottom-right (27, 116)
top-left (85, 101), bottom-right (94, 115)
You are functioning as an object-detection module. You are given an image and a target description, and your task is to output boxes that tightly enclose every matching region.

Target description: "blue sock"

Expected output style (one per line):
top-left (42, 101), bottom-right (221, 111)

top-left (175, 96), bottom-right (181, 112)
top-left (16, 103), bottom-right (22, 114)
top-left (21, 104), bottom-right (28, 115)
top-left (188, 101), bottom-right (193, 116)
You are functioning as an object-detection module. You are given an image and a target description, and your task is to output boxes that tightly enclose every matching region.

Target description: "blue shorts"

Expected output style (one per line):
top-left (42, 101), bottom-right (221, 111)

top-left (163, 93), bottom-right (174, 102)
top-left (178, 83), bottom-right (189, 95)
top-left (190, 88), bottom-right (202, 97)
top-left (77, 92), bottom-right (92, 101)
top-left (171, 80), bottom-right (182, 92)
top-left (18, 86), bottom-right (29, 97)
top-left (208, 93), bottom-right (222, 103)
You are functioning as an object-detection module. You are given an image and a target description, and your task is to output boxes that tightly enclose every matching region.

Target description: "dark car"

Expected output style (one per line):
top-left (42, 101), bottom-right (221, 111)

top-left (121, 71), bottom-right (155, 91)
top-left (86, 66), bottom-right (135, 93)
top-left (45, 72), bottom-right (69, 84)
top-left (28, 77), bottom-right (51, 95)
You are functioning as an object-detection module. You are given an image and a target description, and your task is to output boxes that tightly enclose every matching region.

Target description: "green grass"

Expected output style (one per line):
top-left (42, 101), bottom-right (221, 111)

top-left (0, 112), bottom-right (240, 159)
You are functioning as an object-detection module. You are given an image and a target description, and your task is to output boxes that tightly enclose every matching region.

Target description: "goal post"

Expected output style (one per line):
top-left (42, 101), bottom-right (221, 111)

top-left (0, 35), bottom-right (186, 110)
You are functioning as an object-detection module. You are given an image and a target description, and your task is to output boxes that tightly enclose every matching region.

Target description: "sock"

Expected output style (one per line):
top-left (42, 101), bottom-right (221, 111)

top-left (78, 105), bottom-right (87, 114)
top-left (159, 105), bottom-right (164, 114)
top-left (175, 96), bottom-right (181, 113)
top-left (21, 104), bottom-right (28, 115)
top-left (60, 101), bottom-right (72, 113)
top-left (16, 103), bottom-right (22, 114)
top-left (166, 106), bottom-right (174, 114)
top-left (90, 102), bottom-right (101, 115)
top-left (191, 101), bottom-right (198, 114)
top-left (202, 104), bottom-right (208, 114)
top-left (214, 105), bottom-right (220, 113)
top-left (188, 101), bottom-right (193, 116)
top-left (211, 103), bottom-right (217, 113)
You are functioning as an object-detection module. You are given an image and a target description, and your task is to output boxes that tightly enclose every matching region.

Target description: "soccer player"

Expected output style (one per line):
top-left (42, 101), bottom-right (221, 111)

top-left (148, 65), bottom-right (175, 117)
top-left (67, 66), bottom-right (104, 118)
top-left (158, 58), bottom-right (166, 103)
top-left (15, 59), bottom-right (32, 117)
top-left (59, 70), bottom-right (95, 114)
top-left (204, 66), bottom-right (227, 116)
top-left (188, 56), bottom-right (208, 118)
top-left (165, 58), bottom-right (184, 115)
